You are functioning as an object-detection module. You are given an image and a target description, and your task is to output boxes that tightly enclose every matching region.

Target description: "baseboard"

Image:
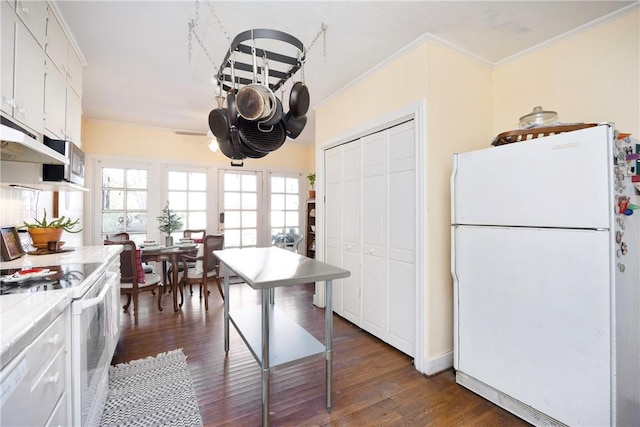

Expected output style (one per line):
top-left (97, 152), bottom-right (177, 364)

top-left (420, 351), bottom-right (453, 375)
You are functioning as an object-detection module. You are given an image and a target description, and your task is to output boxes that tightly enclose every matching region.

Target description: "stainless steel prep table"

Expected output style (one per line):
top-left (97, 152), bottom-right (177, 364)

top-left (214, 247), bottom-right (350, 427)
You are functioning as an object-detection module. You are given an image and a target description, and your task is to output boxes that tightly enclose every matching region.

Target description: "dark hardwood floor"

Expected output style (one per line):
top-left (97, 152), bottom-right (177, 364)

top-left (112, 281), bottom-right (530, 426)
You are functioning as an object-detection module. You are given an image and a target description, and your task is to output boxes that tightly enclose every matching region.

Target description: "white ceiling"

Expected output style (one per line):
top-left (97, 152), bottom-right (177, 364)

top-left (55, 0), bottom-right (638, 146)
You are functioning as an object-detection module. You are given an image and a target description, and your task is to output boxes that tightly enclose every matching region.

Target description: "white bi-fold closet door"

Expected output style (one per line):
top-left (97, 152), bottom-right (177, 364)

top-left (324, 120), bottom-right (416, 357)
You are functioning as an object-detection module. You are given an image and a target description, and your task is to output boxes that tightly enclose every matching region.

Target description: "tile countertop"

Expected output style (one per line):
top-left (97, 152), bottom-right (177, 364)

top-left (0, 246), bottom-right (121, 370)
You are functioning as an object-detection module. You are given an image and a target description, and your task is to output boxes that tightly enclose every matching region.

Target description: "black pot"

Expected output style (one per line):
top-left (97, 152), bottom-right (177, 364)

top-left (283, 111), bottom-right (307, 139)
top-left (238, 116), bottom-right (286, 153)
top-left (230, 128), bottom-right (268, 159)
top-left (208, 108), bottom-right (230, 139)
top-left (216, 134), bottom-right (246, 160)
top-left (289, 81), bottom-right (309, 118)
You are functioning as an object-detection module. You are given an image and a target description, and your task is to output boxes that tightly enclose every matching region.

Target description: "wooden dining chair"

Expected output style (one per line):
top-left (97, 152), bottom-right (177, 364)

top-left (183, 229), bottom-right (206, 243)
top-left (104, 232), bottom-right (156, 274)
top-left (177, 234), bottom-right (224, 311)
top-left (104, 239), bottom-right (163, 318)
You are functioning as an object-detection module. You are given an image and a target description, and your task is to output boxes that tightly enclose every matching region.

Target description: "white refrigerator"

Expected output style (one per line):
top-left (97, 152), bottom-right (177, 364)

top-left (451, 124), bottom-right (639, 426)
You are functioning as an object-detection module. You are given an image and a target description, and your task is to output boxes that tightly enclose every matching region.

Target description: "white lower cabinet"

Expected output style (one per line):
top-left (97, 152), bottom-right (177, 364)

top-left (0, 307), bottom-right (70, 426)
top-left (325, 120), bottom-right (416, 356)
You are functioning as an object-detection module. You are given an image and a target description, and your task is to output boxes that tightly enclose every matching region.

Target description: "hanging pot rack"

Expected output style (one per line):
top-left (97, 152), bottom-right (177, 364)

top-left (215, 29), bottom-right (306, 93)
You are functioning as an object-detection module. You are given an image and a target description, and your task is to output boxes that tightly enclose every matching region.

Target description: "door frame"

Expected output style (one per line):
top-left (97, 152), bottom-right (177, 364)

top-left (314, 100), bottom-right (427, 374)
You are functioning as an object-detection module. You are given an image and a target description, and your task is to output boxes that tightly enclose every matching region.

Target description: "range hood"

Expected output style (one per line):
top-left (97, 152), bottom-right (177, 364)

top-left (1, 123), bottom-right (68, 165)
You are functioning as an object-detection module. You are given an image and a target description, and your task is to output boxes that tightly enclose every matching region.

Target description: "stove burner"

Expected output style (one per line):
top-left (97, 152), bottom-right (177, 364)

top-left (0, 263), bottom-right (102, 295)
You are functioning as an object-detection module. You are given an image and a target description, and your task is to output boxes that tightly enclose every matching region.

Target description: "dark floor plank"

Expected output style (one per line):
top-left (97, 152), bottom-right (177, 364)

top-left (112, 282), bottom-right (530, 426)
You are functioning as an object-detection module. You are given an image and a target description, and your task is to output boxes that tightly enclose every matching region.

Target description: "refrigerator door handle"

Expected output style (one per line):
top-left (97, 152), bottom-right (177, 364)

top-left (451, 154), bottom-right (459, 224)
top-left (451, 225), bottom-right (459, 369)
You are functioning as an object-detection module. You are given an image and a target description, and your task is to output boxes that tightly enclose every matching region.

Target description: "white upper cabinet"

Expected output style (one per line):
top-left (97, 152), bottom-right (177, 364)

top-left (44, 61), bottom-right (67, 139)
top-left (2, 0), bottom-right (47, 134)
top-left (45, 8), bottom-right (83, 96)
top-left (15, 0), bottom-right (47, 47)
top-left (43, 5), bottom-right (84, 143)
top-left (1, 1), bottom-right (16, 115)
top-left (13, 15), bottom-right (45, 133)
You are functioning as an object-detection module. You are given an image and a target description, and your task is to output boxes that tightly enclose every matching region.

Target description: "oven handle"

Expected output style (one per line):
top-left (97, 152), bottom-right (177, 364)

top-left (77, 273), bottom-right (116, 311)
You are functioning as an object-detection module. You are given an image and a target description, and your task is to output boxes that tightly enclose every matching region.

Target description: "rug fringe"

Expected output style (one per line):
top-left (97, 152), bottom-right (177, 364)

top-left (112, 348), bottom-right (184, 368)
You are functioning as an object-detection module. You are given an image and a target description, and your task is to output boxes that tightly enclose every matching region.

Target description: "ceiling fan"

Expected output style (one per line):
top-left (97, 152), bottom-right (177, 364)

top-left (174, 129), bottom-right (219, 151)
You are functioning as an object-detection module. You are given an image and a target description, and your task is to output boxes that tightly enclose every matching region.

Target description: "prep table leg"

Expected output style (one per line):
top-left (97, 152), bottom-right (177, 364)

top-left (224, 266), bottom-right (230, 353)
top-left (325, 279), bottom-right (333, 410)
top-left (261, 288), bottom-right (271, 427)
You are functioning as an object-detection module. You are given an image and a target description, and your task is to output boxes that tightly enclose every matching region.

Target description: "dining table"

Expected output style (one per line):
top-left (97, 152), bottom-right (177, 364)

top-left (140, 244), bottom-right (198, 312)
top-left (214, 246), bottom-right (350, 427)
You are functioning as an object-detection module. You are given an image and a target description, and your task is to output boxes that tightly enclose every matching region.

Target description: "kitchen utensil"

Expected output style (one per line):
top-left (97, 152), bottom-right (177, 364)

top-left (289, 61), bottom-right (309, 118)
top-left (217, 134), bottom-right (246, 160)
top-left (236, 42), bottom-right (276, 121)
top-left (238, 116), bottom-right (286, 153)
top-left (283, 111), bottom-right (307, 139)
top-left (208, 108), bottom-right (230, 139)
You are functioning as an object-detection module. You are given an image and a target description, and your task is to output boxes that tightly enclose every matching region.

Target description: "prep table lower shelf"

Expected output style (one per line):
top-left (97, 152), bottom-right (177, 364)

top-left (229, 305), bottom-right (326, 370)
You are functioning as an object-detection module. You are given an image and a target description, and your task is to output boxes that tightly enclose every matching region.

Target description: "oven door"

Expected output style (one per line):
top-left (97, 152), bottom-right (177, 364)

top-left (71, 269), bottom-right (120, 426)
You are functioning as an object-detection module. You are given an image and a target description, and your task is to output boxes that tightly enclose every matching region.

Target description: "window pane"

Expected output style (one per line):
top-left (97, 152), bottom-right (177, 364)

top-left (225, 174), bottom-right (240, 191)
top-left (242, 193), bottom-right (257, 209)
top-left (188, 212), bottom-right (207, 229)
top-left (102, 190), bottom-right (124, 210)
top-left (285, 177), bottom-right (299, 193)
top-left (241, 175), bottom-right (256, 191)
top-left (242, 229), bottom-right (257, 246)
top-left (226, 211), bottom-right (240, 228)
top-left (225, 229), bottom-right (240, 247)
top-left (285, 195), bottom-right (299, 210)
top-left (189, 173), bottom-right (206, 191)
top-left (189, 192), bottom-right (206, 210)
top-left (242, 211), bottom-right (256, 228)
top-left (126, 191), bottom-right (147, 210)
top-left (103, 168), bottom-right (124, 188)
top-left (127, 213), bottom-right (148, 232)
top-left (126, 169), bottom-right (147, 188)
top-left (168, 171), bottom-right (187, 190)
top-left (271, 211), bottom-right (284, 228)
top-left (271, 194), bottom-right (285, 210)
top-left (168, 192), bottom-right (187, 210)
top-left (285, 211), bottom-right (299, 227)
top-left (101, 212), bottom-right (126, 233)
top-left (225, 192), bottom-right (240, 209)
top-left (271, 177), bottom-right (285, 193)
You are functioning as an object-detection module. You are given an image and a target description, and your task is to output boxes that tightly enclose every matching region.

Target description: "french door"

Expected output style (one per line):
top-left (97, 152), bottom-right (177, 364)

top-left (218, 169), bottom-right (304, 249)
top-left (218, 170), bottom-right (263, 248)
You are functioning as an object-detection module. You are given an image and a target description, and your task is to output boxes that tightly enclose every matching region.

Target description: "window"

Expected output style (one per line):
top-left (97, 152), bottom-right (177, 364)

top-left (269, 175), bottom-right (301, 245)
top-left (167, 171), bottom-right (207, 231)
top-left (220, 171), bottom-right (259, 248)
top-left (100, 167), bottom-right (148, 242)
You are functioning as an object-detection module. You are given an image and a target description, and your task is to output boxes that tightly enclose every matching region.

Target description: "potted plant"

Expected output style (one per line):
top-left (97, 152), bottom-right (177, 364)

top-left (307, 172), bottom-right (316, 199)
top-left (21, 209), bottom-right (82, 249)
top-left (157, 202), bottom-right (183, 246)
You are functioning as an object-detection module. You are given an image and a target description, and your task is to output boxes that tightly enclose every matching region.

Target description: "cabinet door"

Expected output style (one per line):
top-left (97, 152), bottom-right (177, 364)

top-left (66, 48), bottom-right (83, 95)
top-left (13, 19), bottom-right (44, 132)
top-left (65, 88), bottom-right (81, 144)
top-left (1, 2), bottom-right (16, 114)
top-left (15, 0), bottom-right (47, 47)
top-left (44, 10), bottom-right (67, 74)
top-left (387, 121), bottom-right (416, 356)
top-left (44, 62), bottom-right (66, 139)
top-left (325, 146), bottom-right (344, 314)
top-left (361, 132), bottom-right (387, 337)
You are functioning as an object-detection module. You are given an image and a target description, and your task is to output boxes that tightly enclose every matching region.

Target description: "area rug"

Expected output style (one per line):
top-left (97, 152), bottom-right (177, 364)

top-left (99, 349), bottom-right (203, 427)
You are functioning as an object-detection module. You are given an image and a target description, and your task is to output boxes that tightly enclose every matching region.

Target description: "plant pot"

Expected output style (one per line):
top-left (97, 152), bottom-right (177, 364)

top-left (165, 236), bottom-right (174, 247)
top-left (308, 190), bottom-right (316, 199)
top-left (28, 228), bottom-right (63, 249)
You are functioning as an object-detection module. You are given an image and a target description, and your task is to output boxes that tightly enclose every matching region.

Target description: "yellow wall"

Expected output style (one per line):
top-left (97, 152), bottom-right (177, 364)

top-left (82, 119), bottom-right (311, 170)
top-left (494, 11), bottom-right (639, 136)
top-left (315, 42), bottom-right (493, 367)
